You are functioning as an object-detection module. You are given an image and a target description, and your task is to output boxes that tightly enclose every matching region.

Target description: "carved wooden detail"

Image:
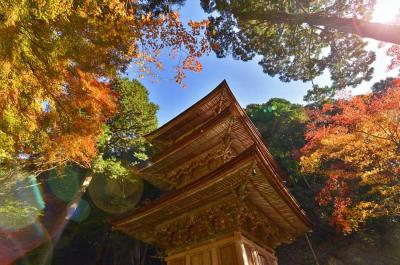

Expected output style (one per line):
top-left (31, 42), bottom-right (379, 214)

top-left (135, 197), bottom-right (287, 250)
top-left (165, 134), bottom-right (236, 188)
top-left (153, 199), bottom-right (243, 249)
top-left (241, 205), bottom-right (282, 248)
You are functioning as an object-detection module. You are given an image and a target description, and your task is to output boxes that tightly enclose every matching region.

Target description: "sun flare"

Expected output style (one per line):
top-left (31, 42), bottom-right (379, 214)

top-left (372, 0), bottom-right (400, 23)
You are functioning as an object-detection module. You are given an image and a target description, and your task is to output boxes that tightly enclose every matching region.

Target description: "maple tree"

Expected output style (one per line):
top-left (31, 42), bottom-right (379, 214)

top-left (301, 84), bottom-right (400, 233)
top-left (0, 0), bottom-right (208, 176)
top-left (45, 78), bottom-right (159, 264)
top-left (245, 96), bottom-right (400, 265)
top-left (0, 78), bottom-right (159, 264)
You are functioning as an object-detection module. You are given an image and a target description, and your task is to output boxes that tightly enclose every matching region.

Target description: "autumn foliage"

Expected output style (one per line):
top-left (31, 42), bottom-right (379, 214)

top-left (301, 83), bottom-right (400, 233)
top-left (0, 0), bottom-right (209, 173)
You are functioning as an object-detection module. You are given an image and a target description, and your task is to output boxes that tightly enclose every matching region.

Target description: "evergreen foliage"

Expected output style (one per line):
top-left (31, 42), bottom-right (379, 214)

top-left (200, 0), bottom-right (387, 100)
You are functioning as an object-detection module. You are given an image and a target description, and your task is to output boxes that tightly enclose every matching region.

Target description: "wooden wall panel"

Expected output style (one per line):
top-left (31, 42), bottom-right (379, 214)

top-left (167, 233), bottom-right (278, 265)
top-left (218, 244), bottom-right (238, 265)
top-left (203, 251), bottom-right (212, 265)
top-left (169, 257), bottom-right (186, 265)
top-left (191, 253), bottom-right (203, 265)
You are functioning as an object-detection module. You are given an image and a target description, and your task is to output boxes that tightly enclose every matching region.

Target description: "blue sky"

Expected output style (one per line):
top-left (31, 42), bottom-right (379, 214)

top-left (128, 1), bottom-right (399, 126)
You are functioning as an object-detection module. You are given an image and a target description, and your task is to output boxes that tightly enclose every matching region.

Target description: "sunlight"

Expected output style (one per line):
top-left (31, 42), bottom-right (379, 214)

top-left (372, 0), bottom-right (400, 23)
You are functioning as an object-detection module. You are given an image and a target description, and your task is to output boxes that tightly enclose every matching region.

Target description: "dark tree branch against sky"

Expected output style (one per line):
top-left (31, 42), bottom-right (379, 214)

top-left (237, 11), bottom-right (400, 45)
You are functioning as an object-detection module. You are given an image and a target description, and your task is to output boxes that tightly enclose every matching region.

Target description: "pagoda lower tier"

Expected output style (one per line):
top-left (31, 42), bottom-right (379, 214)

top-left (110, 81), bottom-right (312, 265)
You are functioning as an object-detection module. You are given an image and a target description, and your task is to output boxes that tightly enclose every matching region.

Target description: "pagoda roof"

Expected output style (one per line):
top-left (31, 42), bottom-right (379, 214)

top-left (140, 80), bottom-right (288, 190)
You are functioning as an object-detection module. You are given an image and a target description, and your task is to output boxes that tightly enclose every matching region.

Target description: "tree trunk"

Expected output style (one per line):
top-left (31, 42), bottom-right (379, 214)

top-left (238, 11), bottom-right (400, 45)
top-left (52, 174), bottom-right (93, 243)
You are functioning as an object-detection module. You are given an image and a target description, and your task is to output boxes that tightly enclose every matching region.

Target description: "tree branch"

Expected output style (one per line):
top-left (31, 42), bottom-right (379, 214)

top-left (237, 11), bottom-right (400, 45)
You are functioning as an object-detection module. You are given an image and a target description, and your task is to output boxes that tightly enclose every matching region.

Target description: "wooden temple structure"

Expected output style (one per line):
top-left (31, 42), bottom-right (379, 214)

top-left (111, 81), bottom-right (312, 265)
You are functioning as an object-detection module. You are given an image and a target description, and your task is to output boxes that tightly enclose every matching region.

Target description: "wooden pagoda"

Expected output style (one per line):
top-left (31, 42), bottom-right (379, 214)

top-left (111, 81), bottom-right (312, 265)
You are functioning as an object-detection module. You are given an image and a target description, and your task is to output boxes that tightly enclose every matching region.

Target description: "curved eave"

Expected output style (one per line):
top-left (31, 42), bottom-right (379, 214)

top-left (252, 147), bottom-right (312, 229)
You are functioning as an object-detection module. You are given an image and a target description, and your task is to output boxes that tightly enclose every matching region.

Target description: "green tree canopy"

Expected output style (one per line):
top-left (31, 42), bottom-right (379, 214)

top-left (88, 78), bottom-right (158, 214)
top-left (98, 78), bottom-right (158, 163)
top-left (246, 98), bottom-right (307, 183)
top-left (371, 77), bottom-right (396, 94)
top-left (200, 0), bottom-right (395, 100)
